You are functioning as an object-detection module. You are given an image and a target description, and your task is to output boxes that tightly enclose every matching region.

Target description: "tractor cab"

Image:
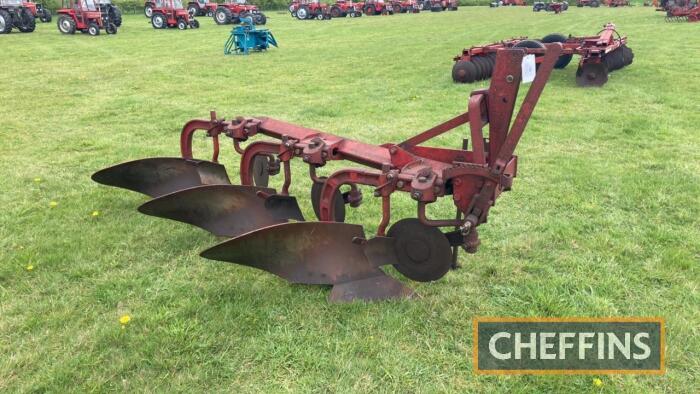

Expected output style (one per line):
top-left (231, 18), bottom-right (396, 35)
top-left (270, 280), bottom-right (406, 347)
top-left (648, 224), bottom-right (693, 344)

top-left (187, 0), bottom-right (216, 17)
top-left (57, 0), bottom-right (116, 35)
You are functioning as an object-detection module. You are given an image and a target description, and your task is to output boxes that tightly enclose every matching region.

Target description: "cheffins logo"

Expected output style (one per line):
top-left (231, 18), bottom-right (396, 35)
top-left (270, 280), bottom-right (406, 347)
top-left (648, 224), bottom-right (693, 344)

top-left (473, 317), bottom-right (665, 375)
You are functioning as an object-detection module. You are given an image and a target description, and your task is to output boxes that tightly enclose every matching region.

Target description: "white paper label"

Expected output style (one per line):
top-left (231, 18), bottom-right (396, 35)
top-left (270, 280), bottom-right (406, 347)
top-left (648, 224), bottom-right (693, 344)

top-left (521, 54), bottom-right (536, 84)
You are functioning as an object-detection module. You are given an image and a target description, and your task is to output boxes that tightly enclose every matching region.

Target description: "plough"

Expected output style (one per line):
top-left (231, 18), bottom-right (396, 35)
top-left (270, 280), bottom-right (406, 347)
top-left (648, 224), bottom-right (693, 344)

top-left (93, 44), bottom-right (562, 303)
top-left (665, 3), bottom-right (700, 21)
top-left (452, 23), bottom-right (634, 87)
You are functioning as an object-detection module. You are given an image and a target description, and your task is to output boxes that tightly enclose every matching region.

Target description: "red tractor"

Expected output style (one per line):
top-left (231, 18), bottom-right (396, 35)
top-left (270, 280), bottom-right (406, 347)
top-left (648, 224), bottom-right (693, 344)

top-left (150, 0), bottom-right (200, 29)
top-left (607, 0), bottom-right (630, 6)
top-left (22, 1), bottom-right (51, 22)
top-left (0, 0), bottom-right (35, 33)
top-left (363, 0), bottom-right (394, 15)
top-left (329, 0), bottom-right (363, 17)
top-left (289, 0), bottom-right (331, 19)
top-left (427, 0), bottom-right (457, 11)
top-left (57, 0), bottom-right (117, 35)
top-left (490, 0), bottom-right (526, 6)
top-left (392, 0), bottom-right (420, 12)
top-left (214, 0), bottom-right (266, 25)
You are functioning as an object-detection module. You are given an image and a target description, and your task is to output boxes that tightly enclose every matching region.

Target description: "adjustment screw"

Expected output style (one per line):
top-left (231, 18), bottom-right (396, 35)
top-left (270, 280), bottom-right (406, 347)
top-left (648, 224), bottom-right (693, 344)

top-left (396, 181), bottom-right (404, 188)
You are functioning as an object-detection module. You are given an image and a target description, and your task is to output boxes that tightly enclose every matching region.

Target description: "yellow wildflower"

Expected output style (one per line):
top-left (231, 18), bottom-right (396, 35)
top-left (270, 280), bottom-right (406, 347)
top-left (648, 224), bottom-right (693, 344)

top-left (34, 177), bottom-right (41, 183)
top-left (91, 210), bottom-right (100, 217)
top-left (49, 201), bottom-right (58, 208)
top-left (119, 314), bottom-right (131, 328)
top-left (26, 264), bottom-right (34, 271)
top-left (592, 378), bottom-right (603, 388)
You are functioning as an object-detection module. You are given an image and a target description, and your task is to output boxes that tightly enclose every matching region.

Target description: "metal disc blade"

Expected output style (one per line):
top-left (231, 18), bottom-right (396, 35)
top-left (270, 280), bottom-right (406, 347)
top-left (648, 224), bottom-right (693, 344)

top-left (576, 63), bottom-right (609, 87)
top-left (138, 185), bottom-right (304, 238)
top-left (92, 157), bottom-right (231, 198)
top-left (201, 222), bottom-right (385, 285)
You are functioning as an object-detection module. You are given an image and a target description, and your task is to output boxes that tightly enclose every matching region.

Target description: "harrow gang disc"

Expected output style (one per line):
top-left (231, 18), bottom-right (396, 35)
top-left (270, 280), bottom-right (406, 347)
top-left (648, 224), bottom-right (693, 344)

top-left (138, 184), bottom-right (304, 238)
top-left (91, 157), bottom-right (231, 198)
top-left (576, 62), bottom-right (609, 87)
top-left (388, 218), bottom-right (452, 282)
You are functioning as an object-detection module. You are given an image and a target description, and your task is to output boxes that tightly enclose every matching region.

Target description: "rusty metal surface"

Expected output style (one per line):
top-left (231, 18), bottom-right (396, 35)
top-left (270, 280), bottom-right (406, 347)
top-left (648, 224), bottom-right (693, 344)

top-left (138, 185), bottom-right (304, 238)
top-left (201, 222), bottom-right (388, 285)
top-left (92, 157), bottom-right (230, 198)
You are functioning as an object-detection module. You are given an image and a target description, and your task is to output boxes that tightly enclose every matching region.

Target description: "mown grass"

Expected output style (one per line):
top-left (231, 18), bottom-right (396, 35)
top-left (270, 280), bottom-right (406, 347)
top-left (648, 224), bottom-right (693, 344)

top-left (1, 7), bottom-right (699, 393)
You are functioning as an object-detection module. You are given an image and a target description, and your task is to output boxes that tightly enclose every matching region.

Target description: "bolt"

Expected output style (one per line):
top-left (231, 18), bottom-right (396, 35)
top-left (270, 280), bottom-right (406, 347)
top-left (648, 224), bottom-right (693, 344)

top-left (412, 191), bottom-right (422, 200)
top-left (321, 151), bottom-right (328, 158)
top-left (295, 149), bottom-right (302, 155)
top-left (418, 176), bottom-right (428, 183)
top-left (389, 147), bottom-right (398, 155)
top-left (387, 173), bottom-right (394, 180)
top-left (374, 190), bottom-right (381, 197)
top-left (506, 75), bottom-right (514, 83)
top-left (303, 155), bottom-right (309, 161)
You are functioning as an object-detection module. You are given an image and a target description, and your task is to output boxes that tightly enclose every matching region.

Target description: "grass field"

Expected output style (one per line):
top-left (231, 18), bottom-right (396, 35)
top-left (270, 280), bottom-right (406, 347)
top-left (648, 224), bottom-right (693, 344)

top-left (1, 6), bottom-right (699, 392)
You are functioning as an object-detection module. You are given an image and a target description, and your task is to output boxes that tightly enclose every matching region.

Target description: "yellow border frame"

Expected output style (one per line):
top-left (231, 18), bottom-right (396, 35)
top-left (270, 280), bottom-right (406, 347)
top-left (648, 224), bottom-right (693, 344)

top-left (472, 317), bottom-right (666, 375)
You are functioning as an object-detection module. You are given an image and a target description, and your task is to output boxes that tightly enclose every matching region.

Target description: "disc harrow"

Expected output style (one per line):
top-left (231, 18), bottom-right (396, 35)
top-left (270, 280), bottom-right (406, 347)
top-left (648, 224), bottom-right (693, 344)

top-left (665, 4), bottom-right (700, 22)
top-left (452, 23), bottom-right (633, 87)
top-left (93, 44), bottom-right (563, 303)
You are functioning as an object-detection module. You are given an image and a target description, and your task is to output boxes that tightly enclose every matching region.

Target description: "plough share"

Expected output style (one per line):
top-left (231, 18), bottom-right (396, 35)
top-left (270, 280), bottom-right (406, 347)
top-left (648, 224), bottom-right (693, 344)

top-left (93, 44), bottom-right (562, 302)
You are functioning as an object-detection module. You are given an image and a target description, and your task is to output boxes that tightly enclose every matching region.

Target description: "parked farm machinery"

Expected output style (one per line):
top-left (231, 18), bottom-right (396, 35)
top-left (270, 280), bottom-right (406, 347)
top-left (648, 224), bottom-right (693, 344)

top-left (0, 0), bottom-right (35, 34)
top-left (330, 0), bottom-right (363, 17)
top-left (224, 16), bottom-right (276, 54)
top-left (289, 0), bottom-right (331, 19)
top-left (490, 0), bottom-right (527, 7)
top-left (533, 1), bottom-right (569, 12)
top-left (214, 0), bottom-right (266, 25)
top-left (452, 23), bottom-right (633, 87)
top-left (93, 44), bottom-right (563, 302)
top-left (392, 0), bottom-right (420, 13)
top-left (150, 0), bottom-right (200, 29)
top-left (664, 2), bottom-right (699, 21)
top-left (57, 0), bottom-right (117, 35)
top-left (577, 0), bottom-right (601, 6)
top-left (96, 0), bottom-right (121, 27)
top-left (22, 1), bottom-right (51, 22)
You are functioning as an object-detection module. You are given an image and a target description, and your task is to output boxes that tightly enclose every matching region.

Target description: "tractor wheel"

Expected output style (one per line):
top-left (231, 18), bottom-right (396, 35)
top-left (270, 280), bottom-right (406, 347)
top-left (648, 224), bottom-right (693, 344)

top-left (187, 5), bottom-right (199, 16)
top-left (177, 18), bottom-right (187, 30)
top-left (591, 0), bottom-right (599, 6)
top-left (330, 6), bottom-right (342, 17)
top-left (190, 19), bottom-right (200, 28)
top-left (106, 23), bottom-right (117, 34)
top-left (110, 6), bottom-right (122, 27)
top-left (40, 9), bottom-right (51, 23)
top-left (514, 39), bottom-right (545, 70)
top-left (316, 13), bottom-right (324, 20)
top-left (87, 22), bottom-right (100, 36)
top-left (18, 8), bottom-right (36, 33)
top-left (0, 10), bottom-right (11, 34)
top-left (541, 33), bottom-right (573, 69)
top-left (296, 5), bottom-right (310, 19)
top-left (215, 7), bottom-right (232, 24)
top-left (57, 15), bottom-right (76, 34)
top-left (253, 13), bottom-right (266, 25)
top-left (365, 5), bottom-right (376, 15)
top-left (431, 6), bottom-right (443, 11)
top-left (144, 4), bottom-right (153, 18)
top-left (389, 218), bottom-right (452, 282)
top-left (151, 13), bottom-right (165, 29)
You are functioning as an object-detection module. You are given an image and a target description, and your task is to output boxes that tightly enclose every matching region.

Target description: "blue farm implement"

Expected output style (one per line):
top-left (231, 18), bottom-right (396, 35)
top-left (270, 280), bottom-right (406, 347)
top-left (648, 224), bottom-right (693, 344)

top-left (224, 17), bottom-right (277, 55)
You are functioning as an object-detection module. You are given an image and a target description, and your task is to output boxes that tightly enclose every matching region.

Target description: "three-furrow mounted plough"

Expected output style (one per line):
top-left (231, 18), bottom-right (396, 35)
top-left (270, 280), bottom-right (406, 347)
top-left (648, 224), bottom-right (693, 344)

top-left (452, 23), bottom-right (634, 87)
top-left (93, 44), bottom-right (562, 302)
